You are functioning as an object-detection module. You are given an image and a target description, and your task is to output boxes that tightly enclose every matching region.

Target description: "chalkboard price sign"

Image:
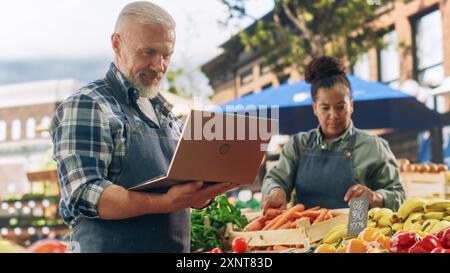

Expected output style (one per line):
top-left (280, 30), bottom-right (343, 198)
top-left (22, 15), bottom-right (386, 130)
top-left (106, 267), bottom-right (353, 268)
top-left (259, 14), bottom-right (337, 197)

top-left (347, 196), bottom-right (369, 236)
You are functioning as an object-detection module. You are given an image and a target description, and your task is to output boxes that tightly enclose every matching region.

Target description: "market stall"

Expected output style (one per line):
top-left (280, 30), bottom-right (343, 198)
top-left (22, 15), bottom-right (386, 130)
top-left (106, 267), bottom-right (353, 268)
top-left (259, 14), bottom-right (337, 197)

top-left (0, 169), bottom-right (68, 251)
top-left (197, 196), bottom-right (450, 253)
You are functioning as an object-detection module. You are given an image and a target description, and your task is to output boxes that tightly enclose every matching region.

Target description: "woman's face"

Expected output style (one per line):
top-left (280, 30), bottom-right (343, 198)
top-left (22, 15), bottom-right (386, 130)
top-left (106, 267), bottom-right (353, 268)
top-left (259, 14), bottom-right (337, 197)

top-left (312, 83), bottom-right (353, 139)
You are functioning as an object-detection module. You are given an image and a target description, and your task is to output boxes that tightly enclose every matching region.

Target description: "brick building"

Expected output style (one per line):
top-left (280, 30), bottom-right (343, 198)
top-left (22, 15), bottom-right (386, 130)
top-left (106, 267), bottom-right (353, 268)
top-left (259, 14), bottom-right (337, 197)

top-left (200, 0), bottom-right (450, 164)
top-left (0, 79), bottom-right (83, 199)
top-left (202, 0), bottom-right (450, 107)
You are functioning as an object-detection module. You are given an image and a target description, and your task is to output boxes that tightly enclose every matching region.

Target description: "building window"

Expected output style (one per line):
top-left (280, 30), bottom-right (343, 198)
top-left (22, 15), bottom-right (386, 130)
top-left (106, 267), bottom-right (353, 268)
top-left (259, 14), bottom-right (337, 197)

top-left (379, 30), bottom-right (399, 85)
top-left (26, 118), bottom-right (36, 139)
top-left (413, 8), bottom-right (444, 87)
top-left (11, 119), bottom-right (21, 141)
top-left (0, 120), bottom-right (6, 141)
top-left (40, 116), bottom-right (51, 138)
top-left (353, 52), bottom-right (371, 81)
top-left (240, 68), bottom-right (254, 85)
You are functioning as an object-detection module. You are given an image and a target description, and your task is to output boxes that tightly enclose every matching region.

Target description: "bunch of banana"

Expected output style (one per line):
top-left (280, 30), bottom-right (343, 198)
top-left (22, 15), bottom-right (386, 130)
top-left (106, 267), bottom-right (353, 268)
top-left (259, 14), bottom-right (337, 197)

top-left (376, 209), bottom-right (394, 227)
top-left (397, 197), bottom-right (428, 221)
top-left (420, 219), bottom-right (440, 233)
top-left (428, 220), bottom-right (450, 233)
top-left (365, 198), bottom-right (450, 237)
top-left (366, 208), bottom-right (396, 236)
top-left (323, 224), bottom-right (348, 244)
top-left (424, 199), bottom-right (450, 212)
top-left (403, 212), bottom-right (425, 231)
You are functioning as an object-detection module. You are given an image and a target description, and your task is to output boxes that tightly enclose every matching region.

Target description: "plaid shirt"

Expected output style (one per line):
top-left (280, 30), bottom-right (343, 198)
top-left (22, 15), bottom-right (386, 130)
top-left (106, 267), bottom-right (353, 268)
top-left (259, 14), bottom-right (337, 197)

top-left (49, 63), bottom-right (183, 225)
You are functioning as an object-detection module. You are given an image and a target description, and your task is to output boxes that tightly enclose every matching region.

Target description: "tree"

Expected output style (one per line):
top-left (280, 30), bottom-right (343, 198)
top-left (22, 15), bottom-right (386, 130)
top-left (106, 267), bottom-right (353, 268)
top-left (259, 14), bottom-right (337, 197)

top-left (166, 68), bottom-right (184, 95)
top-left (220, 0), bottom-right (398, 74)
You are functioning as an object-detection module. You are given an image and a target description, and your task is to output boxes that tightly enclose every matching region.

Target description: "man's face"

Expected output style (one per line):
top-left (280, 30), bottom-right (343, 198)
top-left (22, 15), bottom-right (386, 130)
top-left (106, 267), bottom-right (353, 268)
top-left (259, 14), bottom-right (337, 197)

top-left (113, 21), bottom-right (175, 98)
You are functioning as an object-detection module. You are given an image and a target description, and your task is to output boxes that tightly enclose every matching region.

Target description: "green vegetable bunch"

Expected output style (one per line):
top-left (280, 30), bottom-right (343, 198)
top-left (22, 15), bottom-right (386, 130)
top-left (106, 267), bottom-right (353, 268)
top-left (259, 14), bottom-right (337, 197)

top-left (190, 195), bottom-right (248, 252)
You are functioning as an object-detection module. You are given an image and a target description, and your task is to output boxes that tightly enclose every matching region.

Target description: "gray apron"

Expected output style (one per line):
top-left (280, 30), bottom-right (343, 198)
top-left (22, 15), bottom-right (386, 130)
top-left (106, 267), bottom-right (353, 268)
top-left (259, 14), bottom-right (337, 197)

top-left (71, 74), bottom-right (190, 253)
top-left (295, 130), bottom-right (357, 209)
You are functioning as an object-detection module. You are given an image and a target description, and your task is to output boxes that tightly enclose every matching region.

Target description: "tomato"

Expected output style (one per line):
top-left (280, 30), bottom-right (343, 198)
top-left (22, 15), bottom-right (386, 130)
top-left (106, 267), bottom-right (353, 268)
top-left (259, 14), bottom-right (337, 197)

top-left (28, 239), bottom-right (67, 253)
top-left (210, 248), bottom-right (223, 253)
top-left (232, 237), bottom-right (248, 253)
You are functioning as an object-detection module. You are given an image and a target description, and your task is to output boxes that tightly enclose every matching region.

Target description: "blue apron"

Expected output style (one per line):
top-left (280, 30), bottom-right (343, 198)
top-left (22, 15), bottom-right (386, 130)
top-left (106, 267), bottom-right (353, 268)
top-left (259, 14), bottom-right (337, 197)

top-left (295, 130), bottom-right (358, 209)
top-left (70, 74), bottom-right (190, 253)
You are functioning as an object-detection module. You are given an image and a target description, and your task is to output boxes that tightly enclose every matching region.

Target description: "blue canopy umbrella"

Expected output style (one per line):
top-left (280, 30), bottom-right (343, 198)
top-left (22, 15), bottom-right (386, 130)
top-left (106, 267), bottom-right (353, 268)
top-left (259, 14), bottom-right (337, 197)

top-left (221, 75), bottom-right (442, 135)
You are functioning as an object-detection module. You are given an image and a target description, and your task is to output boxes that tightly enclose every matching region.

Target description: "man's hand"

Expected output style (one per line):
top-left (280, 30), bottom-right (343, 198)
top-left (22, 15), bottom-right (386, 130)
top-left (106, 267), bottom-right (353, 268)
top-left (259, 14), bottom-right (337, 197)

top-left (261, 187), bottom-right (287, 212)
top-left (344, 184), bottom-right (384, 207)
top-left (164, 181), bottom-right (236, 212)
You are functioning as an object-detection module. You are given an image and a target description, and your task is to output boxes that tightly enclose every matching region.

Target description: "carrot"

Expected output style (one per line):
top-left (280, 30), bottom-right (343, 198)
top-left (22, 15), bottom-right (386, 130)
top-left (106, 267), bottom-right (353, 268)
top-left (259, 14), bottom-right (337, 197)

top-left (268, 204), bottom-right (305, 230)
top-left (243, 216), bottom-right (266, 231)
top-left (300, 210), bottom-right (322, 222)
top-left (304, 206), bottom-right (321, 212)
top-left (313, 208), bottom-right (329, 224)
top-left (289, 204), bottom-right (306, 213)
top-left (278, 219), bottom-right (293, 229)
top-left (273, 245), bottom-right (289, 251)
top-left (289, 212), bottom-right (306, 220)
top-left (330, 210), bottom-right (342, 217)
top-left (265, 208), bottom-right (281, 219)
top-left (324, 211), bottom-right (333, 220)
top-left (262, 213), bottom-right (284, 230)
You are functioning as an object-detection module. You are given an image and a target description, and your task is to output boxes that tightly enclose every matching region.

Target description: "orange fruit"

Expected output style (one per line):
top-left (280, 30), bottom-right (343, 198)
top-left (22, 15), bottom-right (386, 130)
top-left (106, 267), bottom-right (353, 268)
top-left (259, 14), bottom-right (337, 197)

top-left (357, 227), bottom-right (383, 242)
top-left (336, 246), bottom-right (346, 253)
top-left (345, 239), bottom-right (369, 253)
top-left (314, 244), bottom-right (337, 253)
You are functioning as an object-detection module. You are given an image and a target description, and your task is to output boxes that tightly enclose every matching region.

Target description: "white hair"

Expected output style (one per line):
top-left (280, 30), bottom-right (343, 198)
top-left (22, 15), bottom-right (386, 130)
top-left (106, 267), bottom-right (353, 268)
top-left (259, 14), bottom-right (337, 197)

top-left (115, 1), bottom-right (176, 31)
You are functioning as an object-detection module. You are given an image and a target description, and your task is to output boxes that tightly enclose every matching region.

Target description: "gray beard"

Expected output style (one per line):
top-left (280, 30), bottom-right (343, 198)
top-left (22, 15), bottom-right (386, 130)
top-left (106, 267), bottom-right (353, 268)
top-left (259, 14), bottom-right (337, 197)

top-left (133, 79), bottom-right (160, 99)
top-left (123, 72), bottom-right (161, 99)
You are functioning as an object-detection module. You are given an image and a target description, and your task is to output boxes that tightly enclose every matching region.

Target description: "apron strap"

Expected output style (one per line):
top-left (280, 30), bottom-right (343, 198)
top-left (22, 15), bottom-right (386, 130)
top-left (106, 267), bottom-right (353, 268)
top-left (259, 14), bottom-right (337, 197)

top-left (343, 128), bottom-right (358, 159)
top-left (306, 130), bottom-right (317, 148)
top-left (105, 71), bottom-right (161, 129)
top-left (346, 128), bottom-right (358, 151)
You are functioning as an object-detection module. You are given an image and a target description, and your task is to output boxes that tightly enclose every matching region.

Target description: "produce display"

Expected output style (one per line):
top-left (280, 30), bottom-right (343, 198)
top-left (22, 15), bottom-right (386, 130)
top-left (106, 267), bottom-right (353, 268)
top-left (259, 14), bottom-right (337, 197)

top-left (205, 196), bottom-right (450, 253)
top-left (225, 205), bottom-right (346, 252)
top-left (397, 159), bottom-right (448, 173)
top-left (243, 205), bottom-right (343, 232)
top-left (312, 197), bottom-right (450, 253)
top-left (2, 194), bottom-right (59, 203)
top-left (190, 195), bottom-right (248, 252)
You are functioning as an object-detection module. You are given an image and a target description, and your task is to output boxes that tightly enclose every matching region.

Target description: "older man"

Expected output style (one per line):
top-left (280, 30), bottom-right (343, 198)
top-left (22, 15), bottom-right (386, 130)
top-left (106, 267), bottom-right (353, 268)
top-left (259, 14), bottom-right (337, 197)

top-left (49, 1), bottom-right (233, 253)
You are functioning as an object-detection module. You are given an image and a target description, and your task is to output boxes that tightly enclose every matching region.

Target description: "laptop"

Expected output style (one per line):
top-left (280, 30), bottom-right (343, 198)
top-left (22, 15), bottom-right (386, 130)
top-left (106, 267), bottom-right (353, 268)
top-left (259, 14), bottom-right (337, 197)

top-left (130, 109), bottom-right (277, 191)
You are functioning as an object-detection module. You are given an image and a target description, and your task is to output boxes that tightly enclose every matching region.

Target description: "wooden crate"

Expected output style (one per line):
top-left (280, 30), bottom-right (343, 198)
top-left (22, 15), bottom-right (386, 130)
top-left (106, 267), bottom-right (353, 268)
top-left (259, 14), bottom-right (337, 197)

top-left (400, 172), bottom-right (447, 198)
top-left (26, 169), bottom-right (58, 183)
top-left (227, 210), bottom-right (349, 252)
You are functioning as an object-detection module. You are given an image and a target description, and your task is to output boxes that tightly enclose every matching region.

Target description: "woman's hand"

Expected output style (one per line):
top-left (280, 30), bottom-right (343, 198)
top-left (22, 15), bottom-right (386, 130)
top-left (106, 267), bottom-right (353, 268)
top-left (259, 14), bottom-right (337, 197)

top-left (344, 184), bottom-right (384, 207)
top-left (262, 187), bottom-right (287, 212)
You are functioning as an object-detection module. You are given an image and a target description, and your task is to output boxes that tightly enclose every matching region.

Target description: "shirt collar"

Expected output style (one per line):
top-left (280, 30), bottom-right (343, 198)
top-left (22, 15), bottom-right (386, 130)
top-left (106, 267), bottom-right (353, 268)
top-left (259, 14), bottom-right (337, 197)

top-left (315, 121), bottom-right (354, 146)
top-left (106, 62), bottom-right (173, 111)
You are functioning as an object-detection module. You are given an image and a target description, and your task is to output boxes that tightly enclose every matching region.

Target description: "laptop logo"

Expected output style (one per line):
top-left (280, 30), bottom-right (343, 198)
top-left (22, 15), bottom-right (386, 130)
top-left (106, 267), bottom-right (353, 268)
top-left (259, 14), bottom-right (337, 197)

top-left (219, 144), bottom-right (230, 155)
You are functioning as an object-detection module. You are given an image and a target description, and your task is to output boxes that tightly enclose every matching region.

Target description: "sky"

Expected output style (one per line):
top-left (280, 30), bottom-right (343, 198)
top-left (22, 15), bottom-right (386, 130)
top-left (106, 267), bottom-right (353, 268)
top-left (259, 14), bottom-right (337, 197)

top-left (0, 0), bottom-right (274, 68)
